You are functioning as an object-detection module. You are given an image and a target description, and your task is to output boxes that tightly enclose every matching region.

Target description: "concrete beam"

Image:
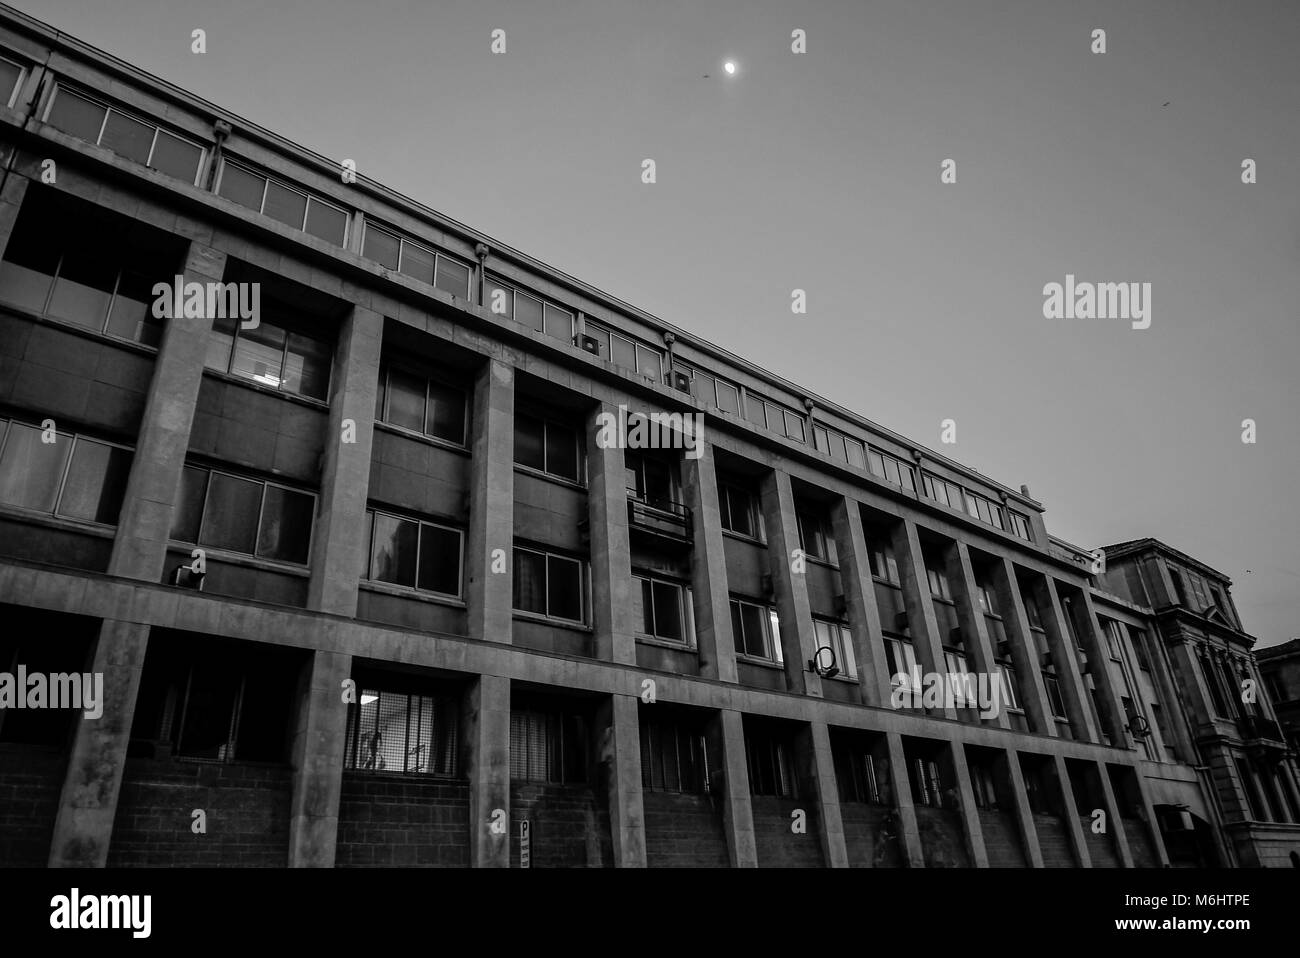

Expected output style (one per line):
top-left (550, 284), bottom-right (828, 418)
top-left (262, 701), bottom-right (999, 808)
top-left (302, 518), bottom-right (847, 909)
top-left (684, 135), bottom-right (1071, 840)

top-left (465, 359), bottom-right (515, 645)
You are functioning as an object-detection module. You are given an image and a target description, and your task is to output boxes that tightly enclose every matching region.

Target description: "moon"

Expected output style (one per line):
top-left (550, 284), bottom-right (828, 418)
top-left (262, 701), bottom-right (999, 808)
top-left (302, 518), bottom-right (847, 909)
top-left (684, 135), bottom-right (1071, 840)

top-left (724, 61), bottom-right (737, 75)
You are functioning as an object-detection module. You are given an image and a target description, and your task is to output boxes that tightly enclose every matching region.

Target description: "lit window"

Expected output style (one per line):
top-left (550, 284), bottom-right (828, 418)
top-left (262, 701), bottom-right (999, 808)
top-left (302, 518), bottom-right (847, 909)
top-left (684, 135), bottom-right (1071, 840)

top-left (345, 687), bottom-right (459, 776)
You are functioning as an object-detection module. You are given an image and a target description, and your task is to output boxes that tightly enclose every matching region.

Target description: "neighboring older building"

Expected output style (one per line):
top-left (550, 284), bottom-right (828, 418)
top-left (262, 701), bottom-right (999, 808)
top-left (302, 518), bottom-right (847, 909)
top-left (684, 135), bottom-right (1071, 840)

top-left (1258, 639), bottom-right (1300, 759)
top-left (0, 3), bottom-right (1295, 869)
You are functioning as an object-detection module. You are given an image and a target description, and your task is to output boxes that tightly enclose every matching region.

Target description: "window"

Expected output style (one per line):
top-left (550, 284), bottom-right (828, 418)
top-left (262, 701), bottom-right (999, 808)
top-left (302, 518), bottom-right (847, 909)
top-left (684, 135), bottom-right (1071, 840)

top-left (204, 311), bottom-right (332, 401)
top-left (814, 618), bottom-right (857, 679)
top-left (513, 412), bottom-right (581, 483)
top-left (583, 320), bottom-right (663, 381)
top-left (1008, 511), bottom-right (1033, 542)
top-left (922, 473), bottom-right (966, 512)
top-left (1200, 650), bottom-right (1230, 718)
top-left (966, 491), bottom-right (1007, 531)
top-left (633, 575), bottom-right (693, 645)
top-left (165, 648), bottom-right (296, 764)
top-left (795, 507), bottom-right (834, 562)
top-left (374, 366), bottom-right (467, 445)
top-left (911, 758), bottom-right (949, 808)
top-left (1022, 766), bottom-right (1055, 816)
top-left (44, 86), bottom-right (206, 184)
top-left (0, 421), bottom-right (132, 524)
top-left (1131, 628), bottom-right (1152, 671)
top-left (510, 705), bottom-right (588, 784)
top-left (1022, 593), bottom-right (1044, 629)
top-left (977, 582), bottom-right (998, 615)
top-left (1044, 672), bottom-right (1067, 720)
top-left (344, 687), bottom-right (459, 776)
top-left (216, 160), bottom-right (348, 245)
top-left (998, 663), bottom-right (1022, 712)
top-left (678, 364), bottom-right (743, 416)
top-left (362, 509), bottom-right (463, 596)
top-left (731, 598), bottom-right (783, 663)
top-left (884, 635), bottom-right (920, 701)
top-left (361, 224), bottom-right (471, 299)
top-left (868, 539), bottom-right (900, 584)
top-left (836, 748), bottom-right (884, 804)
top-left (1104, 619), bottom-right (1125, 661)
top-left (718, 479), bottom-right (762, 539)
top-left (971, 764), bottom-right (1000, 810)
top-left (944, 649), bottom-right (972, 706)
top-left (625, 450), bottom-right (679, 510)
top-left (170, 465), bottom-right (315, 564)
top-left (926, 563), bottom-right (951, 600)
top-left (867, 448), bottom-right (918, 494)
top-left (484, 275), bottom-right (575, 344)
top-left (744, 393), bottom-right (805, 443)
top-left (746, 727), bottom-right (795, 797)
top-left (0, 55), bottom-right (24, 108)
top-left (513, 547), bottom-right (584, 622)
top-left (640, 716), bottom-right (709, 794)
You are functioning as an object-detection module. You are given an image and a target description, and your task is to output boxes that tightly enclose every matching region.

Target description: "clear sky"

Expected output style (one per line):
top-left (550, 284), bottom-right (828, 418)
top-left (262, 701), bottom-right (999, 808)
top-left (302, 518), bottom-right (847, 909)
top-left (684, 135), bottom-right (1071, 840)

top-left (15, 0), bottom-right (1299, 646)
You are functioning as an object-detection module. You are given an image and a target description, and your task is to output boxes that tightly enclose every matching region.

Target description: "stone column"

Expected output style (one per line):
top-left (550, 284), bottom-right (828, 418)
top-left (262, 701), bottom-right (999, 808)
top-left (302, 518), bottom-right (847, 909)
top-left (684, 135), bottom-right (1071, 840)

top-left (587, 402), bottom-right (636, 665)
top-left (1053, 755), bottom-right (1092, 867)
top-left (829, 495), bottom-right (891, 707)
top-left (804, 721), bottom-right (848, 866)
top-left (949, 542), bottom-right (1009, 729)
top-left (465, 359), bottom-right (515, 645)
top-left (1003, 748), bottom-right (1044, 867)
top-left (598, 694), bottom-right (647, 867)
top-left (891, 520), bottom-right (953, 719)
top-left (886, 731), bottom-right (925, 867)
top-left (711, 709), bottom-right (757, 867)
top-left (948, 742), bottom-right (989, 867)
top-left (1041, 578), bottom-right (1098, 742)
top-left (993, 558), bottom-right (1055, 735)
top-left (465, 674), bottom-right (511, 867)
top-left (681, 441), bottom-right (738, 683)
top-left (758, 469), bottom-right (820, 696)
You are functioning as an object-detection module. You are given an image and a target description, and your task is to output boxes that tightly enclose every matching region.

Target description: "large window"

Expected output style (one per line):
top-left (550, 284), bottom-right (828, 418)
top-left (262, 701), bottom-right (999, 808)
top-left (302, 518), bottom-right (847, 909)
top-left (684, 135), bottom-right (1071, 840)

top-left (926, 563), bottom-right (952, 600)
top-left (884, 635), bottom-right (920, 703)
top-left (718, 479), bottom-right (762, 539)
top-left (44, 85), bottom-right (206, 184)
top-left (165, 647), bottom-right (296, 763)
top-left (1043, 672), bottom-right (1067, 720)
top-left (746, 726), bottom-right (796, 797)
top-left (911, 758), bottom-right (951, 808)
top-left (0, 420), bottom-right (131, 524)
top-left (171, 465), bottom-right (315, 564)
top-left (795, 506), bottom-right (835, 562)
top-left (813, 618), bottom-right (856, 680)
top-left (944, 648), bottom-right (972, 706)
top-left (868, 538), bottom-right (901, 584)
top-left (513, 547), bottom-right (584, 622)
top-left (731, 598), bottom-right (783, 663)
top-left (1008, 511), bottom-right (1033, 542)
top-left (217, 159), bottom-right (349, 246)
top-left (362, 225), bottom-right (472, 299)
top-left (677, 362), bottom-right (741, 415)
top-left (633, 574), bottom-right (693, 646)
top-left (361, 509), bottom-right (462, 596)
top-left (965, 491), bottom-right (1006, 531)
top-left (867, 448), bottom-right (918, 494)
top-left (344, 686), bottom-right (459, 776)
top-left (835, 748), bottom-right (884, 804)
top-left (744, 393), bottom-right (806, 443)
top-left (0, 55), bottom-right (25, 108)
top-left (375, 365), bottom-right (467, 445)
top-left (204, 311), bottom-right (332, 401)
top-left (513, 412), bottom-right (581, 483)
top-left (922, 472), bottom-right (966, 512)
top-left (640, 715), bottom-right (709, 794)
top-left (812, 424), bottom-right (867, 470)
top-left (484, 275), bottom-right (575, 344)
top-left (625, 450), bottom-right (679, 510)
top-left (998, 663), bottom-right (1022, 712)
top-left (585, 320), bottom-right (663, 382)
top-left (510, 704), bottom-right (588, 784)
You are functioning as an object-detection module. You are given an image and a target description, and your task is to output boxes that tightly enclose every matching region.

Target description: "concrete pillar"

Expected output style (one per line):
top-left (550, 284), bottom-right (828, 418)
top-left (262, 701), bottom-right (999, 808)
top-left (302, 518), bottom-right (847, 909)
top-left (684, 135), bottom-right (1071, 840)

top-left (993, 558), bottom-right (1055, 735)
top-left (681, 442), bottom-right (738, 683)
top-left (758, 469), bottom-right (820, 696)
top-left (287, 650), bottom-right (350, 867)
top-left (1041, 578), bottom-right (1099, 742)
top-left (49, 240), bottom-right (225, 868)
top-left (948, 742), bottom-right (989, 867)
top-left (598, 694), bottom-right (647, 867)
top-left (886, 731), bottom-right (925, 867)
top-left (829, 496), bottom-right (891, 707)
top-left (1003, 748), bottom-right (1044, 867)
top-left (1053, 755), bottom-right (1092, 867)
top-left (587, 402), bottom-right (636, 665)
top-left (1074, 589), bottom-right (1132, 748)
top-left (1093, 761), bottom-right (1134, 867)
top-left (804, 721), bottom-right (849, 867)
top-left (712, 709), bottom-right (757, 867)
top-left (466, 359), bottom-right (515, 645)
top-left (949, 542), bottom-right (1009, 729)
top-left (1130, 765), bottom-right (1171, 866)
top-left (466, 674), bottom-right (511, 867)
top-left (1144, 630), bottom-right (1197, 762)
top-left (891, 520), bottom-right (954, 719)
top-left (0, 173), bottom-right (29, 257)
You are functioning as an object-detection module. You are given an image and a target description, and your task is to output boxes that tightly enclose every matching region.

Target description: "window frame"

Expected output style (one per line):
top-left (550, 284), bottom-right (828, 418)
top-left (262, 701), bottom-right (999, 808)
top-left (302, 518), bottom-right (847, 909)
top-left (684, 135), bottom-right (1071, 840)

top-left (362, 507), bottom-right (464, 598)
top-left (0, 418), bottom-right (133, 525)
top-left (0, 54), bottom-right (26, 109)
top-left (173, 464), bottom-right (317, 565)
top-left (215, 158), bottom-right (349, 246)
top-left (730, 597), bottom-right (783, 664)
top-left (205, 311), bottom-right (334, 402)
top-left (512, 545), bottom-right (587, 624)
top-left (512, 411), bottom-right (583, 484)
top-left (633, 573), bottom-right (695, 647)
top-left (375, 363), bottom-right (469, 447)
top-left (718, 478), bottom-right (763, 540)
top-left (361, 223), bottom-right (472, 299)
top-left (813, 617), bottom-right (857, 680)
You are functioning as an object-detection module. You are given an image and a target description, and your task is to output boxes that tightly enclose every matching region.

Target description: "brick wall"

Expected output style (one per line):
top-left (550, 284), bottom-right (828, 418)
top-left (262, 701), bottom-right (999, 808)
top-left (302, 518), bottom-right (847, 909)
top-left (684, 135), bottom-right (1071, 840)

top-left (841, 802), bottom-right (902, 867)
top-left (1082, 815), bottom-right (1120, 867)
top-left (642, 791), bottom-right (729, 867)
top-left (751, 795), bottom-right (825, 867)
top-left (107, 759), bottom-right (291, 866)
top-left (1033, 814), bottom-right (1077, 866)
top-left (510, 783), bottom-right (613, 868)
top-left (336, 773), bottom-right (469, 867)
top-left (0, 745), bottom-right (64, 866)
top-left (914, 805), bottom-right (970, 867)
top-left (978, 809), bottom-right (1027, 866)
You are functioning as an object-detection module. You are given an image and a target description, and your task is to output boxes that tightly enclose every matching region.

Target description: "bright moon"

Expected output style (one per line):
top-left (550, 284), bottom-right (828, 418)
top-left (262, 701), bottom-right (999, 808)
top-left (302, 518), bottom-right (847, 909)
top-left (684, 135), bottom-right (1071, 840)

top-left (724, 61), bottom-right (736, 75)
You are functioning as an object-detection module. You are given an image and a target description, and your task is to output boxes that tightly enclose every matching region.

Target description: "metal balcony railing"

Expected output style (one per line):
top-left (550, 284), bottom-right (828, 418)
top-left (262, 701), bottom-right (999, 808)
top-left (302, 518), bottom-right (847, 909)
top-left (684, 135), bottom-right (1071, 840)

top-left (626, 487), bottom-right (693, 540)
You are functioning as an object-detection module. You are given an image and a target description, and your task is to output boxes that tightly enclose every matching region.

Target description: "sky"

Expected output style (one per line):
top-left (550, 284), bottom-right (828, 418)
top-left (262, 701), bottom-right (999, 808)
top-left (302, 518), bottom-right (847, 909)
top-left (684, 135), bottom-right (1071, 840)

top-left (14, 0), bottom-right (1299, 646)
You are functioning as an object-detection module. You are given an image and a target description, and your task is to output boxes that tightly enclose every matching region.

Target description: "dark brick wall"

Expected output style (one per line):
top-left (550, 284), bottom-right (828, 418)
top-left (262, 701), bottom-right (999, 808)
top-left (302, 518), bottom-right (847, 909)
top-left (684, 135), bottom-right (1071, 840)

top-left (1034, 814), bottom-right (1077, 866)
top-left (642, 791), bottom-right (729, 867)
top-left (979, 809), bottom-right (1026, 866)
top-left (107, 759), bottom-right (291, 866)
top-left (751, 795), bottom-right (825, 867)
top-left (510, 783), bottom-right (613, 868)
top-left (1082, 816), bottom-right (1120, 867)
top-left (0, 746), bottom-right (64, 866)
top-left (336, 773), bottom-right (469, 867)
top-left (841, 802), bottom-right (902, 867)
top-left (914, 805), bottom-right (970, 867)
top-left (1126, 820), bottom-right (1158, 867)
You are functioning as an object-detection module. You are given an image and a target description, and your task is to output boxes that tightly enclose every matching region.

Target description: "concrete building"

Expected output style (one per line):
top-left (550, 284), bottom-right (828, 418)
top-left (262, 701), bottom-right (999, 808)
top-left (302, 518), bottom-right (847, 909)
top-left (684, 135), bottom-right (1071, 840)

top-left (0, 3), bottom-right (1296, 868)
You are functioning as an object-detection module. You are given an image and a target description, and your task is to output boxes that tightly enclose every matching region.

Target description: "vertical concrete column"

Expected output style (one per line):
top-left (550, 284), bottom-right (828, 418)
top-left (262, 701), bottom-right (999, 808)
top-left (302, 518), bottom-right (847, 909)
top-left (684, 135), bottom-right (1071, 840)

top-left (1075, 590), bottom-right (1131, 748)
top-left (49, 240), bottom-right (225, 868)
top-left (947, 743), bottom-right (989, 867)
top-left (466, 359), bottom-right (515, 645)
top-left (711, 709), bottom-right (757, 867)
top-left (1168, 638), bottom-right (1215, 733)
top-left (0, 173), bottom-right (29, 257)
top-left (1003, 748), bottom-right (1044, 867)
top-left (803, 721), bottom-right (849, 867)
top-left (290, 304), bottom-right (383, 867)
top-left (949, 542), bottom-right (1009, 729)
top-left (886, 731), bottom-right (925, 867)
top-left (1130, 765), bottom-right (1171, 866)
top-left (1094, 762), bottom-right (1134, 867)
top-left (681, 442), bottom-right (738, 683)
top-left (1145, 631), bottom-right (1197, 761)
top-left (1053, 755), bottom-right (1092, 867)
top-left (891, 520), bottom-right (954, 719)
top-left (829, 496), bottom-right (891, 707)
top-left (598, 695), bottom-right (646, 867)
top-left (758, 469), bottom-right (820, 696)
top-left (993, 558), bottom-right (1055, 735)
top-left (465, 674), bottom-right (511, 867)
top-left (587, 402), bottom-right (636, 665)
top-left (1041, 578), bottom-right (1099, 742)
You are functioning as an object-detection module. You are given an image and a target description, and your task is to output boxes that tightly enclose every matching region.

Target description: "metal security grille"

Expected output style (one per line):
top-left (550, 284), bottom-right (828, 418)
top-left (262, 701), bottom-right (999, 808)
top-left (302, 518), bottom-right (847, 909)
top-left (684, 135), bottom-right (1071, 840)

top-left (345, 689), bottom-right (459, 776)
top-left (509, 708), bottom-right (588, 784)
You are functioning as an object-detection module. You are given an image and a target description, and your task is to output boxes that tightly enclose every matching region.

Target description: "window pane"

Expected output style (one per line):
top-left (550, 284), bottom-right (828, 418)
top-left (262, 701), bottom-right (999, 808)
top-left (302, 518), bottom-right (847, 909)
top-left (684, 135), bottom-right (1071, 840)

top-left (177, 662), bottom-right (239, 760)
top-left (513, 413), bottom-right (546, 470)
top-left (384, 367), bottom-right (426, 431)
top-left (651, 581), bottom-right (683, 642)
top-left (515, 292), bottom-right (544, 332)
top-left (543, 304), bottom-right (572, 341)
top-left (724, 486), bottom-right (753, 537)
top-left (636, 344), bottom-right (661, 381)
top-left (46, 89), bottom-right (106, 142)
top-left (105, 268), bottom-right (163, 345)
top-left (100, 110), bottom-right (155, 164)
top-left (204, 313), bottom-right (238, 373)
top-left (715, 380), bottom-right (740, 415)
top-left (363, 227), bottom-right (401, 270)
top-left (636, 578), bottom-right (653, 635)
top-left (739, 603), bottom-right (765, 658)
top-left (513, 549), bottom-right (546, 613)
top-left (0, 217), bottom-right (58, 312)
top-left (370, 512), bottom-right (418, 586)
top-left (217, 163), bottom-right (266, 211)
top-left (170, 465), bottom-right (208, 542)
top-left (56, 439), bottom-right (131, 524)
top-left (199, 473), bottom-right (262, 554)
top-left (418, 524), bottom-right (461, 595)
top-left (149, 130), bottom-right (203, 183)
top-left (282, 332), bottom-right (331, 400)
top-left (783, 410), bottom-right (804, 441)
top-left (813, 427), bottom-right (830, 455)
top-left (545, 422), bottom-right (579, 481)
top-left (231, 320), bottom-right (287, 387)
top-left (840, 627), bottom-right (857, 678)
top-left (0, 422), bottom-right (71, 511)
top-left (399, 242), bottom-right (436, 285)
top-left (731, 602), bottom-right (746, 655)
top-left (547, 555), bottom-right (582, 621)
top-left (426, 380), bottom-right (466, 444)
top-left (257, 485), bottom-right (314, 563)
top-left (46, 248), bottom-right (115, 329)
top-left (435, 257), bottom-right (471, 298)
top-left (846, 439), bottom-right (866, 469)
top-left (611, 334), bottom-right (636, 370)
top-left (359, 510), bottom-right (373, 579)
top-left (0, 60), bottom-right (18, 106)
top-left (305, 199), bottom-right (348, 246)
top-left (264, 180), bottom-right (308, 229)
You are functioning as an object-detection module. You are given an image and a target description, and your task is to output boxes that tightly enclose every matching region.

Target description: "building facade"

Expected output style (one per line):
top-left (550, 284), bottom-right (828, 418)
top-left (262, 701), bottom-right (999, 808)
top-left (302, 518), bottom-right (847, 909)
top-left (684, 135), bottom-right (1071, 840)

top-left (0, 4), bottom-right (1296, 868)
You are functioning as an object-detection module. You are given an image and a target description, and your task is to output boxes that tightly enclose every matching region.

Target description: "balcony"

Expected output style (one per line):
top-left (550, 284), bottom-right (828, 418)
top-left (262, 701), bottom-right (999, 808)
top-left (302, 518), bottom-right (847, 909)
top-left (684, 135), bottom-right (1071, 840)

top-left (1237, 715), bottom-right (1287, 753)
top-left (626, 487), bottom-right (693, 544)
